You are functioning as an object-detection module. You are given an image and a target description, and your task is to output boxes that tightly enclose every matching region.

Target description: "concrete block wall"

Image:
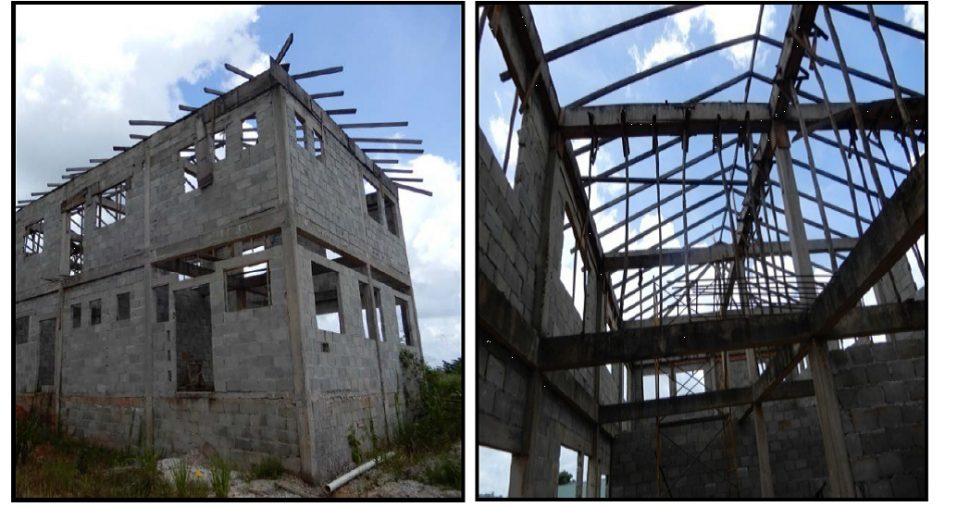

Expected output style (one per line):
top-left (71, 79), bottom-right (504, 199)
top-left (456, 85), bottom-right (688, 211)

top-left (609, 339), bottom-right (926, 498)
top-left (295, 237), bottom-right (422, 481)
top-left (147, 91), bottom-right (280, 249)
top-left (832, 339), bottom-right (926, 498)
top-left (14, 292), bottom-right (60, 394)
top-left (285, 94), bottom-right (410, 282)
top-left (154, 396), bottom-right (301, 472)
top-left (60, 268), bottom-right (148, 397)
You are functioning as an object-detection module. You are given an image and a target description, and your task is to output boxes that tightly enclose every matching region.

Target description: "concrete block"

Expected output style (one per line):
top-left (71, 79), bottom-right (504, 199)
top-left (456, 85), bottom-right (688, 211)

top-left (866, 363), bottom-right (890, 384)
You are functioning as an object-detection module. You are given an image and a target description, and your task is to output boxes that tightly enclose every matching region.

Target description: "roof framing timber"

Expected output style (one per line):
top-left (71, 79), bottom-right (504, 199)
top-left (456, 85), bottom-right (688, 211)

top-left (560, 97), bottom-right (925, 139)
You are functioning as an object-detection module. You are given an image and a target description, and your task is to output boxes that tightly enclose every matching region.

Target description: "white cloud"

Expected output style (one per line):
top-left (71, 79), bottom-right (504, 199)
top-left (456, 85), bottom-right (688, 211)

top-left (398, 154), bottom-right (462, 367)
top-left (629, 5), bottom-right (776, 73)
top-left (904, 5), bottom-right (925, 32)
top-left (487, 115), bottom-right (518, 182)
top-left (16, 4), bottom-right (267, 201)
top-left (628, 35), bottom-right (692, 72)
top-left (697, 4), bottom-right (776, 70)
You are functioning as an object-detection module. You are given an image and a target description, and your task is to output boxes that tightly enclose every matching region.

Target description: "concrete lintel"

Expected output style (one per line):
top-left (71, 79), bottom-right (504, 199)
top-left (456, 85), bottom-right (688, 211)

top-left (559, 97), bottom-right (925, 139)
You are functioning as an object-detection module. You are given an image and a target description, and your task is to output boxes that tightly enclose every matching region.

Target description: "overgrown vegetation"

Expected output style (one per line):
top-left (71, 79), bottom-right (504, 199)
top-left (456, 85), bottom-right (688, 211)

top-left (372, 352), bottom-right (463, 490)
top-left (15, 409), bottom-right (172, 498)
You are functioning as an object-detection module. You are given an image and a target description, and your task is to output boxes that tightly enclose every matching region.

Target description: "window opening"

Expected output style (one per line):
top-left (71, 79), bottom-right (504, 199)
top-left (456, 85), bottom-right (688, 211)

top-left (312, 262), bottom-right (343, 333)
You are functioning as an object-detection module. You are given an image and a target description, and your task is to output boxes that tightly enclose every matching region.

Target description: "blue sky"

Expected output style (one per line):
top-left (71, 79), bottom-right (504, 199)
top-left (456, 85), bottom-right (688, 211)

top-left (16, 4), bottom-right (462, 367)
top-left (478, 4), bottom-right (925, 495)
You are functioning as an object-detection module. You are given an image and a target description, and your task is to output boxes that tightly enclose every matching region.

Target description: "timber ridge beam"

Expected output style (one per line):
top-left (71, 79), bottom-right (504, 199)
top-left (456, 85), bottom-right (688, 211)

top-left (720, 4), bottom-right (819, 315)
top-left (538, 299), bottom-right (925, 371)
top-left (603, 237), bottom-right (858, 271)
top-left (560, 97), bottom-right (926, 139)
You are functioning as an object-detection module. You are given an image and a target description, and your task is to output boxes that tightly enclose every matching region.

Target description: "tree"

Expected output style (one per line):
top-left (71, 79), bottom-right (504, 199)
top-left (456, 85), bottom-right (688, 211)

top-left (558, 470), bottom-right (573, 485)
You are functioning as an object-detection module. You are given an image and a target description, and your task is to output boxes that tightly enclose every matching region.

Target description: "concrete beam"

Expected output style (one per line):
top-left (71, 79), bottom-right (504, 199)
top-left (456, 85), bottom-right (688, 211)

top-left (600, 379), bottom-right (813, 423)
top-left (538, 299), bottom-right (925, 370)
top-left (603, 237), bottom-right (857, 271)
top-left (810, 156), bottom-right (927, 333)
top-left (560, 97), bottom-right (924, 139)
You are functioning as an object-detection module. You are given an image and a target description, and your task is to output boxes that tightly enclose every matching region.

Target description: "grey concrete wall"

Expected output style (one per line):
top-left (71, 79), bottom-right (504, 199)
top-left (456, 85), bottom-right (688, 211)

top-left (16, 64), bottom-right (425, 486)
top-left (610, 339), bottom-right (926, 498)
top-left (295, 238), bottom-right (422, 481)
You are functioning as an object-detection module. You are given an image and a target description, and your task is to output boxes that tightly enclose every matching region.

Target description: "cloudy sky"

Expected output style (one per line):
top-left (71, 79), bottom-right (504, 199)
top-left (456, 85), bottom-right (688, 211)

top-left (15, 4), bottom-right (462, 367)
top-left (478, 4), bottom-right (924, 494)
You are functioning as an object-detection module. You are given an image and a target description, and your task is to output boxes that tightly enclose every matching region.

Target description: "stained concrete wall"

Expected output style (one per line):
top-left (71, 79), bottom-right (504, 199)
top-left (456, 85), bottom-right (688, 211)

top-left (610, 339), bottom-right (926, 498)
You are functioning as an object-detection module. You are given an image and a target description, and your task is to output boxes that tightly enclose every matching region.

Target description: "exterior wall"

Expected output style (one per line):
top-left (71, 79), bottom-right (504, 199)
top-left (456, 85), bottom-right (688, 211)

top-left (610, 339), bottom-right (926, 498)
top-left (15, 63), bottom-right (424, 485)
top-left (295, 239), bottom-right (422, 480)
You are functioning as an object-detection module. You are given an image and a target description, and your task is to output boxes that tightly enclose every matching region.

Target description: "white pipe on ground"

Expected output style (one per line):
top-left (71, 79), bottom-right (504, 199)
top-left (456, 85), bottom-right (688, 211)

top-left (324, 452), bottom-right (395, 495)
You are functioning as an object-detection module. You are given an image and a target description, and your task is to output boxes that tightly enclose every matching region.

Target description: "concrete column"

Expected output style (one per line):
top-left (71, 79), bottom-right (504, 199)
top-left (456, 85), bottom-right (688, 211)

top-left (272, 85), bottom-right (318, 482)
top-left (746, 349), bottom-right (774, 497)
top-left (774, 125), bottom-right (855, 497)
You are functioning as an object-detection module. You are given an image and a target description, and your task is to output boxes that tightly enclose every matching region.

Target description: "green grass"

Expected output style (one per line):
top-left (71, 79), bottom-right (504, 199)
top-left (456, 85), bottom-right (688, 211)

top-left (208, 454), bottom-right (233, 498)
top-left (15, 410), bottom-right (175, 498)
top-left (248, 457), bottom-right (284, 481)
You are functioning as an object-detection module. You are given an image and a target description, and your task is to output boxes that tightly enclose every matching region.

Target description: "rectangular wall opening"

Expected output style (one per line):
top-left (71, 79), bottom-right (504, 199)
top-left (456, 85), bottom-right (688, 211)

top-left (373, 287), bottom-right (386, 342)
top-left (226, 262), bottom-right (271, 311)
top-left (359, 282), bottom-right (375, 339)
top-left (362, 178), bottom-right (382, 223)
top-left (294, 113), bottom-right (307, 149)
top-left (180, 144), bottom-right (198, 193)
top-left (312, 262), bottom-right (342, 333)
top-left (24, 219), bottom-right (44, 256)
top-left (67, 204), bottom-right (84, 276)
top-left (313, 129), bottom-right (323, 158)
top-left (557, 445), bottom-right (579, 498)
top-left (16, 316), bottom-right (29, 345)
top-left (242, 114), bottom-right (258, 148)
top-left (675, 368), bottom-right (706, 396)
top-left (117, 292), bottom-right (130, 321)
top-left (478, 445), bottom-right (512, 498)
top-left (38, 318), bottom-right (56, 390)
top-left (560, 211), bottom-right (588, 317)
top-left (96, 180), bottom-right (129, 227)
top-left (154, 285), bottom-right (170, 322)
top-left (71, 304), bottom-right (81, 328)
top-left (384, 196), bottom-right (399, 236)
top-left (90, 299), bottom-right (101, 325)
top-left (175, 284), bottom-right (213, 392)
top-left (643, 371), bottom-right (671, 400)
top-left (394, 298), bottom-right (413, 345)
top-left (212, 129), bottom-right (227, 161)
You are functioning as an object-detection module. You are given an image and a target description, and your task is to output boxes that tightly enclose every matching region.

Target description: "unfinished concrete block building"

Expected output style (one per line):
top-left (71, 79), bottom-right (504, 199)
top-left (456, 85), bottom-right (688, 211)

top-left (478, 4), bottom-right (925, 498)
top-left (15, 50), bottom-right (428, 484)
